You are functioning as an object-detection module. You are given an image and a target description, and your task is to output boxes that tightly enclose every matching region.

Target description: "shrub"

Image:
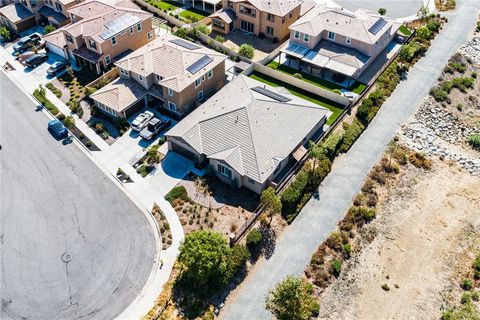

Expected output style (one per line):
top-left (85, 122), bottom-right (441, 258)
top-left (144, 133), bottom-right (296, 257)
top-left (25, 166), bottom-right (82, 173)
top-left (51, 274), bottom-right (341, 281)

top-left (292, 73), bottom-right (302, 79)
top-left (0, 26), bottom-right (11, 41)
top-left (461, 278), bottom-right (473, 290)
top-left (416, 26), bottom-right (431, 40)
top-left (381, 283), bottom-right (390, 291)
top-left (64, 115), bottom-right (75, 128)
top-left (320, 131), bottom-right (343, 160)
top-left (194, 24), bottom-right (211, 36)
top-left (281, 171), bottom-right (309, 217)
top-left (467, 134), bottom-right (480, 150)
top-left (378, 7), bottom-right (386, 15)
top-left (246, 228), bottom-right (263, 250)
top-left (472, 291), bottom-right (480, 301)
top-left (44, 24), bottom-right (56, 34)
top-left (238, 43), bottom-right (254, 59)
top-left (399, 42), bottom-right (422, 63)
top-left (85, 141), bottom-right (93, 147)
top-left (332, 89), bottom-right (342, 95)
top-left (473, 254), bottom-right (480, 271)
top-left (358, 206), bottom-right (376, 222)
top-left (136, 164), bottom-right (151, 177)
top-left (430, 87), bottom-right (449, 102)
top-left (165, 186), bottom-right (190, 204)
top-left (342, 243), bottom-right (352, 255)
top-left (326, 232), bottom-right (343, 251)
top-left (472, 72), bottom-right (477, 79)
top-left (214, 35), bottom-right (225, 43)
top-left (56, 113), bottom-right (65, 121)
top-left (45, 82), bottom-right (62, 98)
top-left (461, 292), bottom-right (472, 304)
top-left (331, 260), bottom-right (342, 277)
top-left (338, 118), bottom-right (365, 153)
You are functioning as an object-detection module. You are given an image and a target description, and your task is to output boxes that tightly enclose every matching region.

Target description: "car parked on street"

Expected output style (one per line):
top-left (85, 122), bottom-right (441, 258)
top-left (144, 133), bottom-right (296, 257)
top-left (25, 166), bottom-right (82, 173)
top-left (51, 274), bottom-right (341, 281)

top-left (47, 61), bottom-right (67, 76)
top-left (131, 111), bottom-right (154, 131)
top-left (140, 117), bottom-right (171, 140)
top-left (25, 53), bottom-right (48, 68)
top-left (48, 119), bottom-right (68, 139)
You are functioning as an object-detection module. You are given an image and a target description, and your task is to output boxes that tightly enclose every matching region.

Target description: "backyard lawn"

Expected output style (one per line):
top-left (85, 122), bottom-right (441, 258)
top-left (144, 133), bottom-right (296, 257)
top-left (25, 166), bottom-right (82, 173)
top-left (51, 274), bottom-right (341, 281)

top-left (178, 7), bottom-right (208, 22)
top-left (267, 61), bottom-right (366, 94)
top-left (249, 71), bottom-right (345, 125)
top-left (145, 0), bottom-right (181, 11)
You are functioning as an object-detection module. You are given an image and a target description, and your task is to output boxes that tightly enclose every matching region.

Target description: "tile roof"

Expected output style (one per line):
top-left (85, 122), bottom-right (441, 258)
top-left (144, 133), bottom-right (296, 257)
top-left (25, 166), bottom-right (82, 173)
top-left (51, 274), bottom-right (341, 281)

top-left (0, 3), bottom-right (33, 23)
top-left (210, 7), bottom-right (235, 24)
top-left (166, 75), bottom-right (331, 183)
top-left (230, 0), bottom-right (305, 16)
top-left (39, 6), bottom-right (68, 24)
top-left (68, 0), bottom-right (116, 19)
top-left (290, 6), bottom-right (399, 45)
top-left (115, 33), bottom-right (226, 91)
top-left (90, 77), bottom-right (148, 112)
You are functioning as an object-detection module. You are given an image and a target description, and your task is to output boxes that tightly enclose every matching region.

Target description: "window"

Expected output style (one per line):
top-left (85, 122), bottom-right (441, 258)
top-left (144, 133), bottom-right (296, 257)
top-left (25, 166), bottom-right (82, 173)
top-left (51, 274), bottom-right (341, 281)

top-left (247, 178), bottom-right (255, 184)
top-left (105, 55), bottom-right (111, 65)
top-left (197, 90), bottom-right (204, 101)
top-left (167, 101), bottom-right (176, 112)
top-left (168, 88), bottom-right (173, 96)
top-left (207, 69), bottom-right (213, 79)
top-left (212, 19), bottom-right (225, 30)
top-left (266, 26), bottom-right (274, 36)
top-left (136, 22), bottom-right (142, 32)
top-left (346, 37), bottom-right (352, 45)
top-left (139, 75), bottom-right (143, 80)
top-left (239, 5), bottom-right (256, 17)
top-left (111, 36), bottom-right (117, 46)
top-left (266, 13), bottom-right (274, 22)
top-left (156, 74), bottom-right (163, 81)
top-left (71, 13), bottom-right (76, 22)
top-left (217, 164), bottom-right (232, 179)
top-left (54, 2), bottom-right (62, 11)
top-left (89, 40), bottom-right (97, 50)
top-left (66, 34), bottom-right (73, 43)
top-left (130, 26), bottom-right (134, 34)
top-left (328, 31), bottom-right (336, 40)
top-left (202, 74), bottom-right (206, 81)
top-left (294, 31), bottom-right (300, 39)
top-left (195, 78), bottom-right (201, 88)
top-left (30, 0), bottom-right (36, 7)
top-left (303, 34), bottom-right (309, 42)
top-left (147, 31), bottom-right (153, 40)
top-left (120, 68), bottom-right (129, 76)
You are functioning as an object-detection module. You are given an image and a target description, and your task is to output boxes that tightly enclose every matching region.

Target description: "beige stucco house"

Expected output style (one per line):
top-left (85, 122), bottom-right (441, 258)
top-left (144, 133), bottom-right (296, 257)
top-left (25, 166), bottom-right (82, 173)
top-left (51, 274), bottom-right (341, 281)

top-left (282, 6), bottom-right (401, 82)
top-left (210, 0), bottom-right (314, 42)
top-left (44, 0), bottom-right (153, 74)
top-left (0, 0), bottom-right (82, 33)
top-left (90, 33), bottom-right (227, 119)
top-left (165, 75), bottom-right (331, 194)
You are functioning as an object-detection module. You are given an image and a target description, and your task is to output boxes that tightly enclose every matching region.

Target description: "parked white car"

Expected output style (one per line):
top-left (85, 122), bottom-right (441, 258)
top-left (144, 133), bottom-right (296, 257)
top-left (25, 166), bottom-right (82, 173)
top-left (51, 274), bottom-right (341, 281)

top-left (131, 111), bottom-right (154, 131)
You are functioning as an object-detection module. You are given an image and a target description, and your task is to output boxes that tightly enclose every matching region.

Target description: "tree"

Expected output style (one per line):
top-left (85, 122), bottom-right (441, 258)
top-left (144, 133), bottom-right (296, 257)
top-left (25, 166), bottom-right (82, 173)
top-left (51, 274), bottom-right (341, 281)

top-left (378, 7), bottom-right (387, 15)
top-left (146, 144), bottom-right (160, 164)
top-left (174, 27), bottom-right (190, 39)
top-left (246, 228), bottom-right (263, 250)
top-left (178, 230), bottom-right (243, 291)
top-left (417, 5), bottom-right (429, 20)
top-left (64, 115), bottom-right (75, 128)
top-left (238, 43), bottom-right (255, 59)
top-left (0, 26), bottom-right (11, 41)
top-left (260, 187), bottom-right (282, 225)
top-left (44, 24), bottom-right (56, 34)
top-left (416, 25), bottom-right (431, 40)
top-left (265, 275), bottom-right (320, 320)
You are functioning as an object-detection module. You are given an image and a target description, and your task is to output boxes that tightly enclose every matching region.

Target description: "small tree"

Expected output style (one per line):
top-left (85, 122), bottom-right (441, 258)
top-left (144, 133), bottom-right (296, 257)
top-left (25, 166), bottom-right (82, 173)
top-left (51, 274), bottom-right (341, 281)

top-left (146, 144), bottom-right (160, 164)
top-left (378, 7), bottom-right (387, 15)
top-left (246, 228), bottom-right (263, 250)
top-left (44, 24), bottom-right (56, 34)
top-left (417, 5), bottom-right (429, 20)
top-left (266, 275), bottom-right (320, 320)
top-left (64, 115), bottom-right (75, 128)
top-left (416, 26), bottom-right (431, 40)
top-left (238, 43), bottom-right (255, 59)
top-left (0, 26), bottom-right (11, 41)
top-left (260, 187), bottom-right (282, 225)
top-left (215, 35), bottom-right (225, 43)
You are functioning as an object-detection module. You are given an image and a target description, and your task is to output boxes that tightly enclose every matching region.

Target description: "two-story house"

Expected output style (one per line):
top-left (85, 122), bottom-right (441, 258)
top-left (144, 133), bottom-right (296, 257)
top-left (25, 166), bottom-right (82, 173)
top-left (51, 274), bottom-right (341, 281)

top-left (281, 6), bottom-right (401, 83)
top-left (210, 0), bottom-right (314, 42)
top-left (89, 33), bottom-right (227, 119)
top-left (44, 0), bottom-right (153, 74)
top-left (0, 0), bottom-right (82, 33)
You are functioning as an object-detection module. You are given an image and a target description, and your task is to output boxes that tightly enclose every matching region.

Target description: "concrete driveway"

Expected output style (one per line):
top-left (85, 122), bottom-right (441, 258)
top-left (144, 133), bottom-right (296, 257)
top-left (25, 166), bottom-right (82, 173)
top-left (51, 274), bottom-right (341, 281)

top-left (333, 0), bottom-right (425, 18)
top-left (0, 70), bottom-right (158, 320)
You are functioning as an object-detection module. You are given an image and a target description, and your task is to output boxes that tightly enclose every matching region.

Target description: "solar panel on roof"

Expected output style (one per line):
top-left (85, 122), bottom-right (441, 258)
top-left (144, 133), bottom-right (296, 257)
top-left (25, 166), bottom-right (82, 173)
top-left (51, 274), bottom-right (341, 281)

top-left (252, 86), bottom-right (291, 102)
top-left (169, 38), bottom-right (201, 50)
top-left (100, 13), bottom-right (141, 40)
top-left (187, 55), bottom-right (213, 74)
top-left (368, 18), bottom-right (388, 35)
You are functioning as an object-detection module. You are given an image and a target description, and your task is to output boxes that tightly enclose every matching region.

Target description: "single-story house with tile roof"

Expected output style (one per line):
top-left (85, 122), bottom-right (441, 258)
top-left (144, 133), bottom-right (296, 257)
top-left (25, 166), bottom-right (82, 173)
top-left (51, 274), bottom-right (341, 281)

top-left (165, 74), bottom-right (331, 194)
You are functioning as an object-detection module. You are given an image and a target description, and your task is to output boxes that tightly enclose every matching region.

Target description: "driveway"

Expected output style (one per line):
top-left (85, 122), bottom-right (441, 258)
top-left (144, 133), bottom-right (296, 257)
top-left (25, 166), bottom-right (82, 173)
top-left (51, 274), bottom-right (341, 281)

top-left (220, 1), bottom-right (480, 319)
top-left (0, 70), bottom-right (157, 320)
top-left (332, 0), bottom-right (426, 18)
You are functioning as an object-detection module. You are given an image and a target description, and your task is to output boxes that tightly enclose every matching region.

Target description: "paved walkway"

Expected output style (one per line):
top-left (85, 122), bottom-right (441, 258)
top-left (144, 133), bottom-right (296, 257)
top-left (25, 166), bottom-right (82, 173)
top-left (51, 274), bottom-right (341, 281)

top-left (220, 1), bottom-right (480, 319)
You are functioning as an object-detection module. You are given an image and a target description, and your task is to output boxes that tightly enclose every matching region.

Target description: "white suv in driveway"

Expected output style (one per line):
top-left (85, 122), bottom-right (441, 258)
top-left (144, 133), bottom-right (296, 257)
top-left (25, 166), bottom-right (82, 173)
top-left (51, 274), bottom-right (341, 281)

top-left (131, 111), bottom-right (154, 131)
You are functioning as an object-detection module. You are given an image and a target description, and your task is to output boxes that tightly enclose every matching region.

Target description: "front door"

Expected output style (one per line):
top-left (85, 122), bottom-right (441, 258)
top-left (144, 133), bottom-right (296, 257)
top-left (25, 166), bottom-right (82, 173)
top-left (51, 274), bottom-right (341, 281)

top-left (240, 20), bottom-right (254, 33)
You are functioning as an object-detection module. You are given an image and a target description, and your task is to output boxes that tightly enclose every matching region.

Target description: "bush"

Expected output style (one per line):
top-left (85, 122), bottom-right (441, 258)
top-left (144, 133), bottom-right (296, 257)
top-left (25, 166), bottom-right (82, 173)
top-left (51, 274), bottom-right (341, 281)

top-left (338, 118), bottom-right (365, 153)
top-left (292, 73), bottom-right (302, 79)
top-left (467, 134), bottom-right (480, 150)
top-left (342, 243), bottom-right (352, 255)
top-left (0, 26), bottom-right (11, 41)
top-left (238, 43), bottom-right (254, 59)
top-left (357, 206), bottom-right (376, 222)
top-left (416, 26), bottom-right (431, 40)
top-left (430, 87), bottom-right (449, 102)
top-left (281, 171), bottom-right (309, 217)
top-left (165, 186), bottom-right (190, 204)
top-left (45, 82), bottom-right (62, 98)
top-left (136, 164), bottom-right (151, 177)
top-left (332, 89), bottom-right (342, 95)
top-left (246, 228), bottom-right (263, 250)
top-left (44, 24), bottom-right (56, 34)
top-left (378, 7), bottom-right (386, 15)
top-left (331, 260), bottom-right (342, 277)
top-left (461, 278), bottom-right (473, 290)
top-left (214, 35), bottom-right (225, 43)
top-left (194, 24), bottom-right (211, 36)
top-left (56, 113), bottom-right (65, 121)
top-left (472, 72), bottom-right (477, 79)
top-left (320, 131), bottom-right (343, 160)
top-left (381, 283), bottom-right (390, 291)
top-left (399, 42), bottom-right (422, 63)
top-left (461, 292), bottom-right (472, 304)
top-left (64, 115), bottom-right (75, 128)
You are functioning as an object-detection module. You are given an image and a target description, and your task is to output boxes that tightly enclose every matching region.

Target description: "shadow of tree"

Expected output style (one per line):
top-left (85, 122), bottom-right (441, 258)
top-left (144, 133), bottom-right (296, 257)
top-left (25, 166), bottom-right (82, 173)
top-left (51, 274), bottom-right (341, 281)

top-left (260, 224), bottom-right (277, 260)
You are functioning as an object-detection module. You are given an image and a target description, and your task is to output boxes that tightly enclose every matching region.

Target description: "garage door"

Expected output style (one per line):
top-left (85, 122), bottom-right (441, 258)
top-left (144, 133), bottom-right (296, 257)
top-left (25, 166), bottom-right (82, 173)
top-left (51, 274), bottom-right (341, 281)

top-left (16, 16), bottom-right (36, 32)
top-left (47, 43), bottom-right (65, 59)
top-left (124, 99), bottom-right (145, 118)
top-left (171, 142), bottom-right (197, 161)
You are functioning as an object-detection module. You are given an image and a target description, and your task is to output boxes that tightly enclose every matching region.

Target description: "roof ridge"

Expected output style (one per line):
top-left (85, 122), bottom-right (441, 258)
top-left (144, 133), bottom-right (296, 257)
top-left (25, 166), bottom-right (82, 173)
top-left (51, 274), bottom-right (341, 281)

top-left (243, 101), bottom-right (262, 180)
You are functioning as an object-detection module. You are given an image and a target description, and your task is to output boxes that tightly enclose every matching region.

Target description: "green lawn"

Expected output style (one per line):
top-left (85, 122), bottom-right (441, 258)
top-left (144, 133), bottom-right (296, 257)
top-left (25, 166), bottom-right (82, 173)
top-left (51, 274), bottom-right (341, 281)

top-left (267, 61), bottom-right (366, 94)
top-left (249, 71), bottom-right (345, 125)
top-left (145, 0), bottom-right (181, 11)
top-left (178, 7), bottom-right (208, 22)
top-left (399, 25), bottom-right (412, 36)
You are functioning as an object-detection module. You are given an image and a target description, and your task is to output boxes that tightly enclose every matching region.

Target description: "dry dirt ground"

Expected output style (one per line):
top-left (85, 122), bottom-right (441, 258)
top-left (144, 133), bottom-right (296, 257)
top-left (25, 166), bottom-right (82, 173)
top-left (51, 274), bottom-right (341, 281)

top-left (318, 156), bottom-right (480, 320)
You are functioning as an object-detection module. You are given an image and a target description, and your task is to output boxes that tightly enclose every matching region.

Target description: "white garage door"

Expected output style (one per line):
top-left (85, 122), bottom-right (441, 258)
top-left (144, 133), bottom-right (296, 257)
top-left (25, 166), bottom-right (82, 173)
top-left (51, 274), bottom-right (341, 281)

top-left (47, 43), bottom-right (65, 59)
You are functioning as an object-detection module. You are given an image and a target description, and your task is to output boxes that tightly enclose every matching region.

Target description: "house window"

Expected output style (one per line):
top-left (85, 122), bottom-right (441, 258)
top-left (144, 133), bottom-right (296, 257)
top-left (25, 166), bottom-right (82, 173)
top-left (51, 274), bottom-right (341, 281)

top-left (328, 31), bottom-right (336, 40)
top-left (89, 40), bottom-right (97, 50)
top-left (111, 36), bottom-right (117, 46)
top-left (156, 74), bottom-right (163, 81)
top-left (71, 14), bottom-right (76, 22)
top-left (139, 75), bottom-right (143, 80)
top-left (266, 13), bottom-right (274, 22)
top-left (212, 19), bottom-right (225, 30)
top-left (197, 90), bottom-right (204, 101)
top-left (54, 2), bottom-right (62, 11)
top-left (195, 78), bottom-right (201, 88)
top-left (147, 31), bottom-right (153, 40)
top-left (105, 55), bottom-right (111, 65)
top-left (66, 34), bottom-right (73, 43)
top-left (167, 101), bottom-right (176, 112)
top-left (303, 34), bottom-right (309, 42)
top-left (136, 22), bottom-right (142, 32)
top-left (207, 69), bottom-right (213, 79)
top-left (130, 26), bottom-right (134, 34)
top-left (168, 88), bottom-right (173, 96)
top-left (247, 178), bottom-right (255, 184)
top-left (239, 5), bottom-right (256, 17)
top-left (217, 164), bottom-right (232, 179)
top-left (266, 26), bottom-right (274, 36)
top-left (294, 31), bottom-right (300, 39)
top-left (346, 37), bottom-right (352, 44)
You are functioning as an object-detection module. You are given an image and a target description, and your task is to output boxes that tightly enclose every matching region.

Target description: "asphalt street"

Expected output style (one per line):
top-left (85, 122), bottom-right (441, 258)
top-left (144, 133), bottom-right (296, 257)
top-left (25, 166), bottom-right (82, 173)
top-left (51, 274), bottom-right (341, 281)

top-left (0, 70), bottom-right (156, 320)
top-left (334, 0), bottom-right (424, 18)
top-left (221, 0), bottom-right (480, 319)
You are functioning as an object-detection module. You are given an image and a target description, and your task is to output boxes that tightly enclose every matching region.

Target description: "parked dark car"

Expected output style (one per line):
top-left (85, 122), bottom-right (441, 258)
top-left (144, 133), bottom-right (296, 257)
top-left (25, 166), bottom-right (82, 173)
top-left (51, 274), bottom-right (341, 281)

top-left (48, 119), bottom-right (68, 139)
top-left (47, 61), bottom-right (67, 76)
top-left (140, 118), bottom-right (171, 140)
top-left (25, 53), bottom-right (48, 68)
top-left (13, 36), bottom-right (33, 53)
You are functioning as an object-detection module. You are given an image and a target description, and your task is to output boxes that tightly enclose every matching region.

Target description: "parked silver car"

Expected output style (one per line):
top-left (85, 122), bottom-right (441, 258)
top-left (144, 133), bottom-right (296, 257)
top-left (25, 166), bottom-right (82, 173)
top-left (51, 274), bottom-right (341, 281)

top-left (131, 111), bottom-right (154, 131)
top-left (140, 117), bottom-right (171, 140)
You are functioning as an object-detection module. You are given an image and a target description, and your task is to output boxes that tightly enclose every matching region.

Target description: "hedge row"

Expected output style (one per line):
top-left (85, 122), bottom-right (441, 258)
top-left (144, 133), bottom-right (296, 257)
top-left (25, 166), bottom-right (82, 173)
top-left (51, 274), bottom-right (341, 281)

top-left (33, 88), bottom-right (59, 115)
